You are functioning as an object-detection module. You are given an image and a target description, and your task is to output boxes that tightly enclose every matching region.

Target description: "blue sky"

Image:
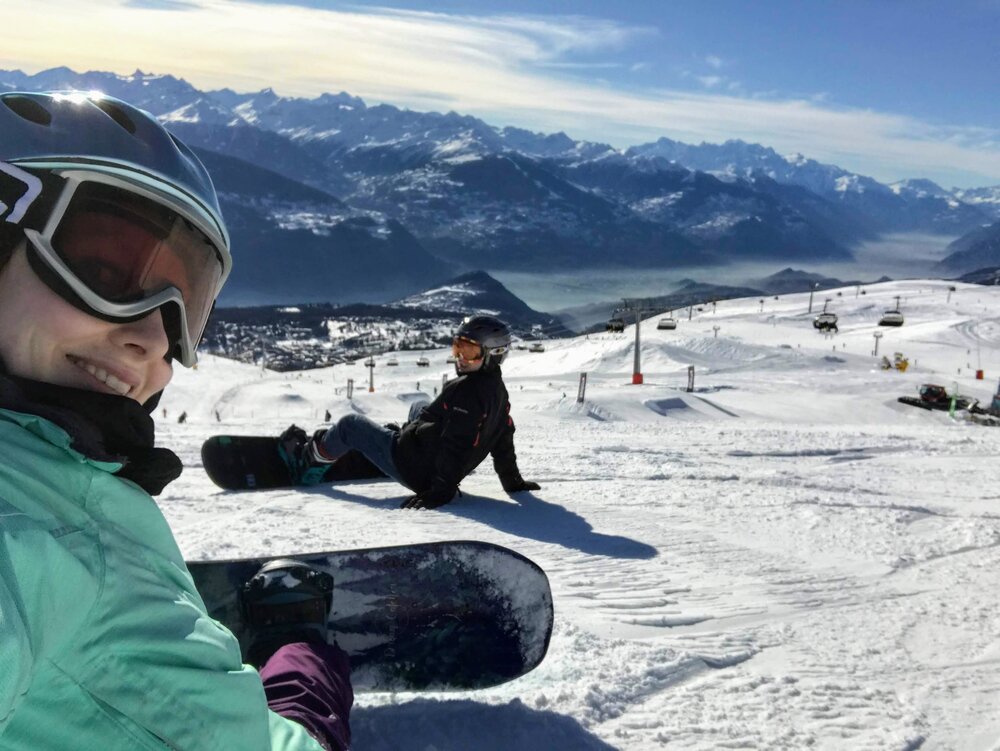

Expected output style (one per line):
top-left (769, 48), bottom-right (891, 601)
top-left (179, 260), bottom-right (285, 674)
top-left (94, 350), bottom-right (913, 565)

top-left (363, 0), bottom-right (1000, 128)
top-left (6, 0), bottom-right (1000, 187)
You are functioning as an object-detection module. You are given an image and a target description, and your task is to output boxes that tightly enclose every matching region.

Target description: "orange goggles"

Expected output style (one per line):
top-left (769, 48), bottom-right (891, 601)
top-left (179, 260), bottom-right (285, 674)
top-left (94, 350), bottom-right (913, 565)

top-left (452, 336), bottom-right (484, 362)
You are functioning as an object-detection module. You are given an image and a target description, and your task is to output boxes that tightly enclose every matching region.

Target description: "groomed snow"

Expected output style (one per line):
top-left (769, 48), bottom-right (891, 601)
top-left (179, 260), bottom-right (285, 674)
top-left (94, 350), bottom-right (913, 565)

top-left (158, 279), bottom-right (1000, 750)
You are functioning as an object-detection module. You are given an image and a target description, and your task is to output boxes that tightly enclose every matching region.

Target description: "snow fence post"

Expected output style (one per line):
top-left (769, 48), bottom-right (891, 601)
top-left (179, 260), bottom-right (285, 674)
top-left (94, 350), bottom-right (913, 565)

top-left (577, 373), bottom-right (587, 403)
top-left (347, 379), bottom-right (354, 400)
top-left (687, 366), bottom-right (695, 392)
top-left (632, 307), bottom-right (643, 384)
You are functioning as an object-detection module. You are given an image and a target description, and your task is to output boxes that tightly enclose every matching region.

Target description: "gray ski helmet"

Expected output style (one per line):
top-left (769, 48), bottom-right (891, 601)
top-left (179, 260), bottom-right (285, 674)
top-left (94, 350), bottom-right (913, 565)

top-left (455, 315), bottom-right (512, 370)
top-left (0, 90), bottom-right (231, 366)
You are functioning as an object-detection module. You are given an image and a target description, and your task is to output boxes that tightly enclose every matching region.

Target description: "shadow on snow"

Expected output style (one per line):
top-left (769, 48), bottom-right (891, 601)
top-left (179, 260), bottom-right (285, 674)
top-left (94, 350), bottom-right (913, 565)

top-left (318, 483), bottom-right (657, 561)
top-left (351, 698), bottom-right (618, 751)
top-left (446, 491), bottom-right (657, 560)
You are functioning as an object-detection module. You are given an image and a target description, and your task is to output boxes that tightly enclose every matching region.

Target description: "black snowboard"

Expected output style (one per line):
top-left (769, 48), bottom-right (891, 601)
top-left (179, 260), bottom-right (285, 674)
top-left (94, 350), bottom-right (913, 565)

top-left (188, 541), bottom-right (553, 692)
top-left (201, 434), bottom-right (385, 490)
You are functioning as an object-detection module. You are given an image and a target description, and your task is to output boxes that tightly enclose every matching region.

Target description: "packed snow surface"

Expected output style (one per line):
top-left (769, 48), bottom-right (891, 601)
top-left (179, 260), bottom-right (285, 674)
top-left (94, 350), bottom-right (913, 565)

top-left (159, 280), bottom-right (1000, 750)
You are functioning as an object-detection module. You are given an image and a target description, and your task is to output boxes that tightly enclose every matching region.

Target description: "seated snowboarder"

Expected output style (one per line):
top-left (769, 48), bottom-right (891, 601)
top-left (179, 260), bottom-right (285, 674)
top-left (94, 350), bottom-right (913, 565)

top-left (0, 91), bottom-right (351, 750)
top-left (281, 314), bottom-right (540, 509)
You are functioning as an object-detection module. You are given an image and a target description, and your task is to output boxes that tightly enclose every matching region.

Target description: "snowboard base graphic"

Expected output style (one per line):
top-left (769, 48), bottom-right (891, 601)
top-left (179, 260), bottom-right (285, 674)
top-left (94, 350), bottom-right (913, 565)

top-left (188, 541), bottom-right (553, 692)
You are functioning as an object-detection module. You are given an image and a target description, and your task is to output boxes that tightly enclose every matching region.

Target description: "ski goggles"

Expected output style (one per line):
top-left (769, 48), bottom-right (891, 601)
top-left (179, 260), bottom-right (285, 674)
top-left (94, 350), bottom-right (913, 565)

top-left (452, 335), bottom-right (485, 362)
top-left (18, 169), bottom-right (229, 367)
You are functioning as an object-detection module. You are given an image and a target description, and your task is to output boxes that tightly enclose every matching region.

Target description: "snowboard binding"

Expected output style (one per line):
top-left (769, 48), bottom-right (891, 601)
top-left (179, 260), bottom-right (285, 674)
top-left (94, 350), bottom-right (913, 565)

top-left (240, 558), bottom-right (334, 667)
top-left (277, 424), bottom-right (336, 486)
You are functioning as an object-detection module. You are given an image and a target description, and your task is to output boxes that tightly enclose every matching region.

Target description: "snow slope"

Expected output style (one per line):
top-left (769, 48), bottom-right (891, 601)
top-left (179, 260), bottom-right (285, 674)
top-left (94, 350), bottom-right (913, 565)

top-left (158, 279), bottom-right (1000, 750)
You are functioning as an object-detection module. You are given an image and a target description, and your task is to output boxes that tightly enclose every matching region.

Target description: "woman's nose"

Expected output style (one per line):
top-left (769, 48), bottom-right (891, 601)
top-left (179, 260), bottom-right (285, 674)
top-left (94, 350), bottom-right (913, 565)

top-left (112, 307), bottom-right (171, 360)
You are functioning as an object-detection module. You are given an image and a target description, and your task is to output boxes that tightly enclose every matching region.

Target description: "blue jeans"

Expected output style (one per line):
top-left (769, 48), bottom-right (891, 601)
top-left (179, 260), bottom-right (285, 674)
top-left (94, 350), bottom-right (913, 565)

top-left (319, 401), bottom-right (428, 487)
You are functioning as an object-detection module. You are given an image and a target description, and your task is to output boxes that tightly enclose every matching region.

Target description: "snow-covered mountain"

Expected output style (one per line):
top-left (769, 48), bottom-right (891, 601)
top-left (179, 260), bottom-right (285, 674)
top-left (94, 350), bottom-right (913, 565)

top-left (191, 148), bottom-right (448, 305)
top-left (555, 154), bottom-right (853, 260)
top-left (625, 137), bottom-right (870, 197)
top-left (393, 270), bottom-right (563, 327)
top-left (952, 185), bottom-right (1000, 220)
top-left (626, 138), bottom-right (991, 234)
top-left (3, 66), bottom-right (996, 294)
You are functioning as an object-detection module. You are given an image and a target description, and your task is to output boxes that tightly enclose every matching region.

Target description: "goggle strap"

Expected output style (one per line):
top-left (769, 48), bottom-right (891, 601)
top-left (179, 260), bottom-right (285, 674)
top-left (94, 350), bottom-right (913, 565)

top-left (25, 247), bottom-right (155, 325)
top-left (0, 165), bottom-right (62, 231)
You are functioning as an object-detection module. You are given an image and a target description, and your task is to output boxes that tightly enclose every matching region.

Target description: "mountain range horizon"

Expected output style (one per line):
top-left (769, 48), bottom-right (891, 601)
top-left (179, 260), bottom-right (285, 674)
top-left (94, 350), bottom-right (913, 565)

top-left (10, 65), bottom-right (999, 192)
top-left (3, 66), bottom-right (999, 308)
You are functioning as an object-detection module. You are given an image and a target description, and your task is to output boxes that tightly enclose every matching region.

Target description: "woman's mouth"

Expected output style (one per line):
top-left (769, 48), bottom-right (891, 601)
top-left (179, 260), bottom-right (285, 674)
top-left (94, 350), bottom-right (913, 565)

top-left (67, 355), bottom-right (135, 397)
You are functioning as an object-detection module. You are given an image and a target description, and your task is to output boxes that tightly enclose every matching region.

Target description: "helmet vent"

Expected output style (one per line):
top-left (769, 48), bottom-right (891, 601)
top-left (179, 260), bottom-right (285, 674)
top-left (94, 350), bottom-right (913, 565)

top-left (2, 95), bottom-right (52, 127)
top-left (93, 99), bottom-right (137, 134)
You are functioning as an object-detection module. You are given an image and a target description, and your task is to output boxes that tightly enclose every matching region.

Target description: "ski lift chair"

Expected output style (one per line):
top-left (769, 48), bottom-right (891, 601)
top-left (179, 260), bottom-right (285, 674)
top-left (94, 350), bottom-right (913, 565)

top-left (879, 310), bottom-right (904, 326)
top-left (813, 312), bottom-right (838, 331)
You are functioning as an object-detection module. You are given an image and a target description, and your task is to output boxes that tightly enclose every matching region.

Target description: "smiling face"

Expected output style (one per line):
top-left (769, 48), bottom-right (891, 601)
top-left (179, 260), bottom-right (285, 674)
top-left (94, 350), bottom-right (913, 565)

top-left (455, 356), bottom-right (484, 375)
top-left (0, 243), bottom-right (173, 403)
top-left (451, 334), bottom-right (485, 375)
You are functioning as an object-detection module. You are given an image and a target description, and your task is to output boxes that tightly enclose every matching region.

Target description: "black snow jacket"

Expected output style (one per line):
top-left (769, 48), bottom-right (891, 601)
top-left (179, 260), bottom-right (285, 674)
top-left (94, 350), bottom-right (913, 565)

top-left (392, 366), bottom-right (523, 495)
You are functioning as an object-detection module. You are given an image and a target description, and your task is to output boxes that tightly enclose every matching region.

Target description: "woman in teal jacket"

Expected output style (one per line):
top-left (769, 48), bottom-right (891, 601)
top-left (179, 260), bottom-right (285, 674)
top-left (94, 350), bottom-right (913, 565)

top-left (0, 92), bottom-right (352, 750)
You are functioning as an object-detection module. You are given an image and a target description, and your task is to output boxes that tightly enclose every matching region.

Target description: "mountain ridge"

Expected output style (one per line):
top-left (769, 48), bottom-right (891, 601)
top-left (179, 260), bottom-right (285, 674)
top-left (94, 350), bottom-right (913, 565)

top-left (4, 66), bottom-right (995, 300)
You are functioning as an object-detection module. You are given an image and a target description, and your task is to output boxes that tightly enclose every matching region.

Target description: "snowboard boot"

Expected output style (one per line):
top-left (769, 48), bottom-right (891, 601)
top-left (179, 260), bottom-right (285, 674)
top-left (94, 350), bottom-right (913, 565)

top-left (241, 558), bottom-right (335, 667)
top-left (278, 424), bottom-right (336, 485)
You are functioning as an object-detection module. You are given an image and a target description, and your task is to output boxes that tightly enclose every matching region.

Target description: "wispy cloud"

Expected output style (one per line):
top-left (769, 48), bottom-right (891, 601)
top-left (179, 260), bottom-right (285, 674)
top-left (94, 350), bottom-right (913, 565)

top-left (682, 65), bottom-right (741, 96)
top-left (537, 61), bottom-right (625, 71)
top-left (4, 0), bottom-right (1000, 185)
top-left (124, 0), bottom-right (201, 9)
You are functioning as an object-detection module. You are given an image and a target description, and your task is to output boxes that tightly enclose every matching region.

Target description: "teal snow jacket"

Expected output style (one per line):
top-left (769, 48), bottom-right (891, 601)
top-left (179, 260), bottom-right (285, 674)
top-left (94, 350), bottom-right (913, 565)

top-left (0, 408), bottom-right (324, 751)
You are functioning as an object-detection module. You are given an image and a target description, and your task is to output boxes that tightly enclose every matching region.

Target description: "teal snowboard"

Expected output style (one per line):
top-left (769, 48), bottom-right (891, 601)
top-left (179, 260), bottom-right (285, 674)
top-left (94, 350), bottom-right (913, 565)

top-left (188, 540), bottom-right (553, 692)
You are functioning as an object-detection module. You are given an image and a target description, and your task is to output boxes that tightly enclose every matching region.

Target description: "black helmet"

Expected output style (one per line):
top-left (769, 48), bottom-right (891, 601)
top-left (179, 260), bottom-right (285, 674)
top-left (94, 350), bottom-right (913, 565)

top-left (0, 91), bottom-right (231, 367)
top-left (455, 315), bottom-right (511, 371)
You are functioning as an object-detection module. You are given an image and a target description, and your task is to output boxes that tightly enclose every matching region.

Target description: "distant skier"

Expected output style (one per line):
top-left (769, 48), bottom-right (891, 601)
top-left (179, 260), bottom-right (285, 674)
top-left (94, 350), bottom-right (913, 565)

top-left (281, 315), bottom-right (540, 509)
top-left (0, 92), bottom-right (351, 750)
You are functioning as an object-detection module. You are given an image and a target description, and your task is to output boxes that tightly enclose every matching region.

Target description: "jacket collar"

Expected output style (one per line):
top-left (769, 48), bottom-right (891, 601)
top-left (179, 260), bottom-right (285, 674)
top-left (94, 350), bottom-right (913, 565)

top-left (0, 371), bottom-right (182, 495)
